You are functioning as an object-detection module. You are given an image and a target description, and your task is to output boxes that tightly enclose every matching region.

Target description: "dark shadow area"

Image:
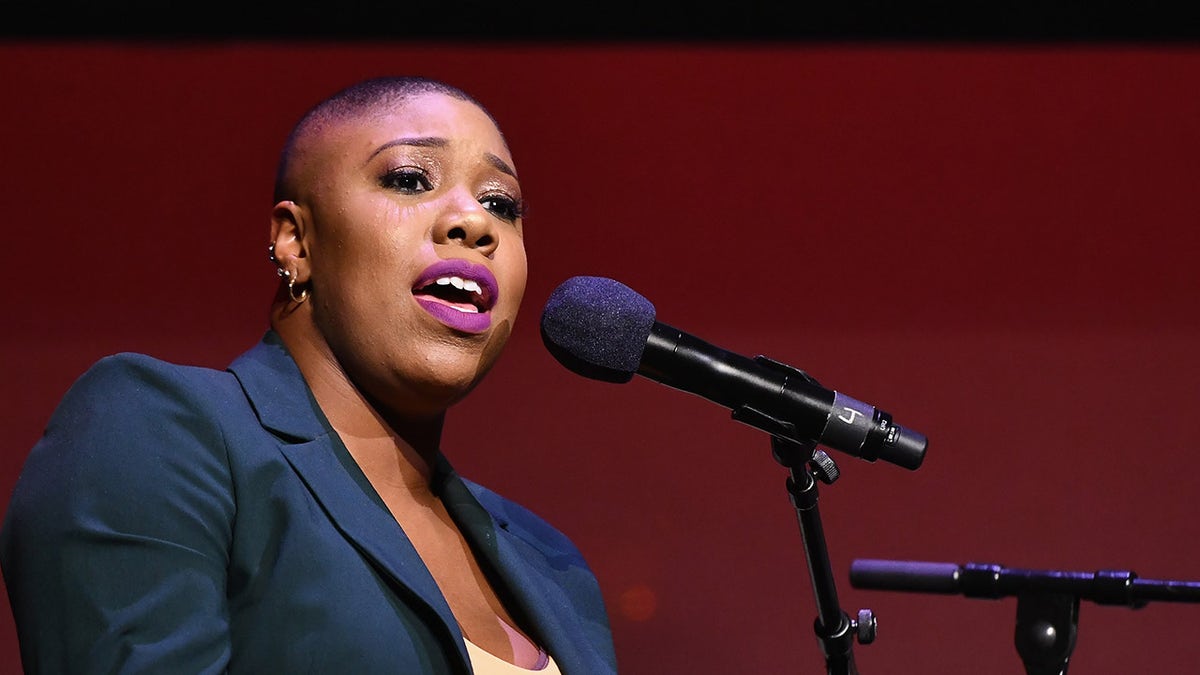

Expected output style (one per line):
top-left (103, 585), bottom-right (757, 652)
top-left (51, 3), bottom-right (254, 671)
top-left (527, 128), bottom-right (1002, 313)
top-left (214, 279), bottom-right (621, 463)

top-left (3, 2), bottom-right (1200, 42)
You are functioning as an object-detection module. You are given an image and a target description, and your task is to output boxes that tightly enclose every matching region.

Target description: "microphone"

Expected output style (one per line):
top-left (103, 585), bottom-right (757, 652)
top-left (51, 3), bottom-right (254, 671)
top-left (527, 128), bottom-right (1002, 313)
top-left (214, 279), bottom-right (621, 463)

top-left (539, 276), bottom-right (927, 470)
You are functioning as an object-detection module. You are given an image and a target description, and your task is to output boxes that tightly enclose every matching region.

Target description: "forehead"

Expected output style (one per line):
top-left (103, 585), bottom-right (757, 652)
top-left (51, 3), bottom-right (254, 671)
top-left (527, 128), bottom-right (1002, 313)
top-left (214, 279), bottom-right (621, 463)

top-left (310, 92), bottom-right (512, 166)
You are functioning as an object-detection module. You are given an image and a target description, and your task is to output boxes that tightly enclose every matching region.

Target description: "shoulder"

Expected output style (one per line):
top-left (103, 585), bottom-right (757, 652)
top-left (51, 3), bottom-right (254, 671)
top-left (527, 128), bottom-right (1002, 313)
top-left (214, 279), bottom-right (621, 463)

top-left (69, 351), bottom-right (234, 399)
top-left (9, 352), bottom-right (242, 525)
top-left (49, 352), bottom-right (240, 434)
top-left (48, 349), bottom-right (241, 458)
top-left (1, 353), bottom-right (244, 668)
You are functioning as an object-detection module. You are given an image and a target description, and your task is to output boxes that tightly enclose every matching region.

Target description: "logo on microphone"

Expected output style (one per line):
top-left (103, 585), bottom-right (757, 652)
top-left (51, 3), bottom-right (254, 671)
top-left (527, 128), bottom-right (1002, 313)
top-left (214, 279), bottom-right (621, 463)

top-left (837, 407), bottom-right (863, 425)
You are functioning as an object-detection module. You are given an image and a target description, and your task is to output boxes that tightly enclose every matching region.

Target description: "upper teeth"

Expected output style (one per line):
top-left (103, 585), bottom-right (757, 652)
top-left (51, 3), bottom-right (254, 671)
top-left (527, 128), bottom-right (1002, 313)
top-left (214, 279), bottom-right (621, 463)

top-left (435, 276), bottom-right (483, 294)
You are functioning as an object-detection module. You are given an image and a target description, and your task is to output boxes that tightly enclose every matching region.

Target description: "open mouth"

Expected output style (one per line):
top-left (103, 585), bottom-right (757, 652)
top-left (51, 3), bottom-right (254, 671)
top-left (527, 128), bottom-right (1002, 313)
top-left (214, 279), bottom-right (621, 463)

top-left (413, 274), bottom-right (494, 314)
top-left (411, 259), bottom-right (500, 334)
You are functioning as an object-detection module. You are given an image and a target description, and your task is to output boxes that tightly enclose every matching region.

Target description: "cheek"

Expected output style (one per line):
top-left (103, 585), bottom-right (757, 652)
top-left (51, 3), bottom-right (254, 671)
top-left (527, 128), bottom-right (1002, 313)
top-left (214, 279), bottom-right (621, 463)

top-left (501, 245), bottom-right (529, 311)
top-left (323, 205), bottom-right (430, 287)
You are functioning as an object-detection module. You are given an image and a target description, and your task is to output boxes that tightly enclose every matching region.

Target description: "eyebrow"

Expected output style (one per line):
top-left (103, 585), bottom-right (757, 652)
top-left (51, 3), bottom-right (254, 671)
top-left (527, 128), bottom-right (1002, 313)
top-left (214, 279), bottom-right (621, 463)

top-left (483, 153), bottom-right (517, 178)
top-left (367, 136), bottom-right (517, 178)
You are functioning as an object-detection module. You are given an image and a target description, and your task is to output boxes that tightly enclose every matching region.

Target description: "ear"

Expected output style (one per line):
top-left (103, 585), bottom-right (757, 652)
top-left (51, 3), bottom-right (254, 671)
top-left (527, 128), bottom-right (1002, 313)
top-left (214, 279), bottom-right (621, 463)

top-left (270, 200), bottom-right (311, 284)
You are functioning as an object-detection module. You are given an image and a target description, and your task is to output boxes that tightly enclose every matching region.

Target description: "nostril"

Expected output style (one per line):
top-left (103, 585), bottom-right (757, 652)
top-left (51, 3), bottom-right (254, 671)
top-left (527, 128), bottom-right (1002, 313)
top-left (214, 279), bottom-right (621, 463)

top-left (440, 220), bottom-right (495, 249)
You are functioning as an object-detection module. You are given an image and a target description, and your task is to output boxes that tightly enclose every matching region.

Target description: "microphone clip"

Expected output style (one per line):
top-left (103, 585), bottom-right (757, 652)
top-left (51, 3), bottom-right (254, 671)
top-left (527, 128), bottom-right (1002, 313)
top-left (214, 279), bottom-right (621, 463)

top-left (731, 405), bottom-right (841, 485)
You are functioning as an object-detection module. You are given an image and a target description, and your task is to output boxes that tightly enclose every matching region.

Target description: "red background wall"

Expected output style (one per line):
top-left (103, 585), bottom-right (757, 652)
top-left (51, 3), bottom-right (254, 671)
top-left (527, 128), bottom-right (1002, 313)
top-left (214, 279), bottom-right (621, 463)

top-left (2, 42), bottom-right (1198, 673)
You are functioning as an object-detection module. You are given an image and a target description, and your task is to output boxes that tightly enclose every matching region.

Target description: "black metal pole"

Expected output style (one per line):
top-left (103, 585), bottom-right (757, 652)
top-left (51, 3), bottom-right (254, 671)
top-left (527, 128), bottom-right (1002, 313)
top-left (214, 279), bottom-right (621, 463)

top-left (786, 453), bottom-right (859, 675)
top-left (731, 405), bottom-right (875, 675)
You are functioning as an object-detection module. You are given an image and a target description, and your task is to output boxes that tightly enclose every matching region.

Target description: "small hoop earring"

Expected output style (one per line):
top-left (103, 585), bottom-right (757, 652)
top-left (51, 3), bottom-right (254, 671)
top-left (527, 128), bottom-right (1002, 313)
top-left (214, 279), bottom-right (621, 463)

top-left (270, 244), bottom-right (308, 303)
top-left (287, 270), bottom-right (309, 304)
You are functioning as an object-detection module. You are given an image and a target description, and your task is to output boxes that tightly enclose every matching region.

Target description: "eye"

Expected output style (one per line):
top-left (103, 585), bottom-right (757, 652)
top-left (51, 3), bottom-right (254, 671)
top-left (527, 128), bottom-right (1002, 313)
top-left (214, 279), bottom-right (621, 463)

top-left (380, 167), bottom-right (432, 194)
top-left (480, 193), bottom-right (525, 223)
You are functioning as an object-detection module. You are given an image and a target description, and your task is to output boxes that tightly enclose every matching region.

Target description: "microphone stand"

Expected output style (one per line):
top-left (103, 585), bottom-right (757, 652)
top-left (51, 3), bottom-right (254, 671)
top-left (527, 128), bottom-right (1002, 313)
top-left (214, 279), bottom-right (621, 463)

top-left (849, 558), bottom-right (1200, 675)
top-left (732, 406), bottom-right (876, 675)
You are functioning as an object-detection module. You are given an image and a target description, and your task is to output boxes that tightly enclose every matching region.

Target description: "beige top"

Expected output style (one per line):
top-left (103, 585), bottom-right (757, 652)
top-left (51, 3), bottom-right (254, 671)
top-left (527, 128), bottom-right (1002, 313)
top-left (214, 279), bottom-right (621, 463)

top-left (464, 639), bottom-right (561, 675)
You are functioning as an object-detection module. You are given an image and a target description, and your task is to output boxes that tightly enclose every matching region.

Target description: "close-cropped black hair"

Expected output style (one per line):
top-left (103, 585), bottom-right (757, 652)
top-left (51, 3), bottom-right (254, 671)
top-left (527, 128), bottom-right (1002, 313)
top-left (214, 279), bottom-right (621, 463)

top-left (272, 76), bottom-right (496, 203)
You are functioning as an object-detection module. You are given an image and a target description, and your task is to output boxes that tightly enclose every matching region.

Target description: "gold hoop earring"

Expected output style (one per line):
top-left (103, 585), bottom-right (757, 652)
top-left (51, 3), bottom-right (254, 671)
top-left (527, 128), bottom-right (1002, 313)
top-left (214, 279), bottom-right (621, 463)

top-left (270, 245), bottom-right (308, 304)
top-left (287, 270), bottom-right (309, 304)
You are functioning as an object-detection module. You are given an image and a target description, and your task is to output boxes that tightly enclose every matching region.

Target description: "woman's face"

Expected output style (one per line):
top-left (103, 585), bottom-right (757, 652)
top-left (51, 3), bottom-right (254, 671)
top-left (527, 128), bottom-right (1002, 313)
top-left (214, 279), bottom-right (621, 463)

top-left (292, 92), bottom-right (528, 417)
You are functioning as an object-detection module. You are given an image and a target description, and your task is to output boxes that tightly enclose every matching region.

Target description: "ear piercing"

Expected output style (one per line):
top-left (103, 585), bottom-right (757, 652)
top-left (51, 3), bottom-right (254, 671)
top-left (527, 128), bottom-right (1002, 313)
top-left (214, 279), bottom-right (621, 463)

top-left (268, 243), bottom-right (309, 304)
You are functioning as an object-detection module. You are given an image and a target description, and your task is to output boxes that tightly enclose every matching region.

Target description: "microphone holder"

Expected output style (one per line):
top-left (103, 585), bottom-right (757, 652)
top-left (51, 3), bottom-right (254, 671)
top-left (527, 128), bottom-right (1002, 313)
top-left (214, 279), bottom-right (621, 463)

top-left (849, 558), bottom-right (1200, 675)
top-left (733, 405), bottom-right (877, 675)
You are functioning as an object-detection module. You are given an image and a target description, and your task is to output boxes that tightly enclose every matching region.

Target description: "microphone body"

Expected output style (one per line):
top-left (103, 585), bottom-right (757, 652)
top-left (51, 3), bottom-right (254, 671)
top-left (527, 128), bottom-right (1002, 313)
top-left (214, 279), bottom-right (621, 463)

top-left (540, 276), bottom-right (927, 470)
top-left (643, 322), bottom-right (925, 469)
top-left (643, 322), bottom-right (832, 435)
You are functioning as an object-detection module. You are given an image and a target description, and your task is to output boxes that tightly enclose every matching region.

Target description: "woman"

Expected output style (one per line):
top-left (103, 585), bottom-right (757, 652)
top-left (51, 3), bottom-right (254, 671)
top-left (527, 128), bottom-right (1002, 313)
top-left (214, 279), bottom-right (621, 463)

top-left (0, 76), bottom-right (617, 674)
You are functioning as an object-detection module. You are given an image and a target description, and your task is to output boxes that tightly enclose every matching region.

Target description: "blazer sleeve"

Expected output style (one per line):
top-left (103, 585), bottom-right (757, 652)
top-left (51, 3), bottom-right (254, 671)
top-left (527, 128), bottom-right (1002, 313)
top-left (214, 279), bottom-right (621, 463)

top-left (1, 354), bottom-right (237, 674)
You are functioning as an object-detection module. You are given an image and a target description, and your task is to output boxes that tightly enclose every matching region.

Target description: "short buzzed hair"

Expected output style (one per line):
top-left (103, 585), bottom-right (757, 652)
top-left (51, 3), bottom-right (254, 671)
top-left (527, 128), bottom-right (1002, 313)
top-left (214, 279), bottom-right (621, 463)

top-left (272, 76), bottom-right (494, 203)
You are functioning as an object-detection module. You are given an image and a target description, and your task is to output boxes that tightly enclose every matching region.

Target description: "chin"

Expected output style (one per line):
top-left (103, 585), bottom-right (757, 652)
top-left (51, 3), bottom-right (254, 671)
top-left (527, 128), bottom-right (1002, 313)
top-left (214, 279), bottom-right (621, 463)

top-left (401, 354), bottom-right (496, 412)
top-left (372, 319), bottom-right (512, 416)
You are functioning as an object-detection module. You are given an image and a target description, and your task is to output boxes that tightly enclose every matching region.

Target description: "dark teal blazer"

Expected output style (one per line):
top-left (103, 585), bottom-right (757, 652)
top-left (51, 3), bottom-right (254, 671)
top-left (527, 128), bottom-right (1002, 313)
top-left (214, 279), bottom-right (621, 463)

top-left (1, 331), bottom-right (617, 674)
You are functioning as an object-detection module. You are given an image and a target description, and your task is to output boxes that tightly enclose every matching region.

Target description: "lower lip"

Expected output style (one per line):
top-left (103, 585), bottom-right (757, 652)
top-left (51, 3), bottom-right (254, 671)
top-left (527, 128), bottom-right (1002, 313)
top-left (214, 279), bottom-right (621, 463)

top-left (415, 298), bottom-right (493, 333)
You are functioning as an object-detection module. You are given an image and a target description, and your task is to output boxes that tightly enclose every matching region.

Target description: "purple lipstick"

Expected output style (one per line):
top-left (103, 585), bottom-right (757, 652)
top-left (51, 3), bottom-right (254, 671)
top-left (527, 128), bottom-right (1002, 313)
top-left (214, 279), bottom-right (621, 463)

top-left (412, 259), bottom-right (498, 334)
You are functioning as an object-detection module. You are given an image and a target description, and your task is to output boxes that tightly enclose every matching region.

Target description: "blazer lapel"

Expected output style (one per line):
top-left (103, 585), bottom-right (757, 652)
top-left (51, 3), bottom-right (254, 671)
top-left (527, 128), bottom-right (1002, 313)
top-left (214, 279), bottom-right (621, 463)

top-left (438, 462), bottom-right (611, 675)
top-left (227, 332), bottom-right (469, 665)
top-left (279, 438), bottom-right (460, 623)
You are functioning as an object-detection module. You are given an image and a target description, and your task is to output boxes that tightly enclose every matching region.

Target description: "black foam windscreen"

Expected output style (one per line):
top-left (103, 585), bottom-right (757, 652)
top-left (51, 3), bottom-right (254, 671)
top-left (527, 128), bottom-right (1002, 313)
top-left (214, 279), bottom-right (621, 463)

top-left (539, 276), bottom-right (657, 383)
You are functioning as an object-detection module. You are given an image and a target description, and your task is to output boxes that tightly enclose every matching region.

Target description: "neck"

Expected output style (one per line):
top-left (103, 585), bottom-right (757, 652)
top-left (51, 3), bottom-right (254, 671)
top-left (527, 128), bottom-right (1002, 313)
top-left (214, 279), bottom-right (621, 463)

top-left (271, 301), bottom-right (446, 495)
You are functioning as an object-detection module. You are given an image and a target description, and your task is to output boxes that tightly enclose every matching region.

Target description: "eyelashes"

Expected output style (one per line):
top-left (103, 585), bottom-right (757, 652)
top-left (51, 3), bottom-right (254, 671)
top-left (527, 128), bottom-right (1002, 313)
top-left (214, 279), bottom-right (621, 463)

top-left (480, 193), bottom-right (525, 223)
top-left (379, 166), bottom-right (524, 224)
top-left (379, 167), bottom-right (432, 194)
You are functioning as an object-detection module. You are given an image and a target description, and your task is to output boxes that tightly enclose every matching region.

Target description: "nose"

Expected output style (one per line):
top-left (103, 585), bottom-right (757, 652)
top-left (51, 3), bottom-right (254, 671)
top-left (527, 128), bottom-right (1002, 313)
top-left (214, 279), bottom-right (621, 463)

top-left (432, 193), bottom-right (500, 258)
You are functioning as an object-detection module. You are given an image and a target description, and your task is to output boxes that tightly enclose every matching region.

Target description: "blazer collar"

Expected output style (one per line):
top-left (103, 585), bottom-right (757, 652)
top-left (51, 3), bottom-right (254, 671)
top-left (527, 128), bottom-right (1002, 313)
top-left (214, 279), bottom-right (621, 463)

top-left (226, 330), bottom-right (327, 442)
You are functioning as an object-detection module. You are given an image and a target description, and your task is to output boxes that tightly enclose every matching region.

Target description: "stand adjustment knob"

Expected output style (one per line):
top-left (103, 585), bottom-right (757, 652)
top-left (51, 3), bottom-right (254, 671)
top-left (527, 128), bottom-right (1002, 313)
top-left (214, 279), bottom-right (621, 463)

top-left (853, 608), bottom-right (877, 644)
top-left (810, 449), bottom-right (840, 484)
